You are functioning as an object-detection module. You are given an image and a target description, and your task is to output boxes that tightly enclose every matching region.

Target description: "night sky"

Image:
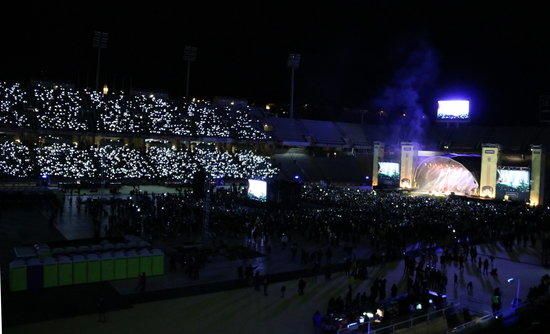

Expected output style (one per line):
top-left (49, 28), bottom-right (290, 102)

top-left (1, 1), bottom-right (549, 124)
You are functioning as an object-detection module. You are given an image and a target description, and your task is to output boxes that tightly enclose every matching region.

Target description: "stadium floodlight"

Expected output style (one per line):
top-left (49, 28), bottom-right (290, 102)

top-left (183, 46), bottom-right (198, 98)
top-left (93, 31), bottom-right (109, 91)
top-left (287, 53), bottom-right (301, 119)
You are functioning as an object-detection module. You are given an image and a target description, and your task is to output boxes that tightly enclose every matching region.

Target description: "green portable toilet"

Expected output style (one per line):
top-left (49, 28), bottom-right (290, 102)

top-left (126, 250), bottom-right (140, 278)
top-left (57, 256), bottom-right (73, 286)
top-left (42, 257), bottom-right (58, 288)
top-left (114, 251), bottom-right (128, 280)
top-left (86, 253), bottom-right (101, 282)
top-left (138, 249), bottom-right (153, 276)
top-left (72, 255), bottom-right (87, 284)
top-left (9, 260), bottom-right (27, 291)
top-left (100, 252), bottom-right (114, 281)
top-left (151, 249), bottom-right (165, 276)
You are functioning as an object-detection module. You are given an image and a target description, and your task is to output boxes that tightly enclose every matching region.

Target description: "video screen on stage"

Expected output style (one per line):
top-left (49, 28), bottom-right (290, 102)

top-left (378, 162), bottom-right (400, 187)
top-left (496, 169), bottom-right (530, 201)
top-left (437, 100), bottom-right (470, 122)
top-left (247, 179), bottom-right (267, 202)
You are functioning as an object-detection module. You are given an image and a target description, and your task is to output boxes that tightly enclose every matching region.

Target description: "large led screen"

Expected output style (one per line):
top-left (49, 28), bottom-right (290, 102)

top-left (378, 162), bottom-right (400, 187)
top-left (437, 100), bottom-right (470, 121)
top-left (496, 168), bottom-right (530, 201)
top-left (247, 179), bottom-right (267, 202)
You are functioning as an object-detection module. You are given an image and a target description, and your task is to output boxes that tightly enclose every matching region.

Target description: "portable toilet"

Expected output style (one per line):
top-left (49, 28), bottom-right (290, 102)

top-left (9, 259), bottom-right (27, 291)
top-left (72, 254), bottom-right (87, 284)
top-left (113, 251), bottom-right (128, 280)
top-left (42, 257), bottom-right (58, 288)
top-left (126, 250), bottom-right (140, 278)
top-left (86, 253), bottom-right (101, 282)
top-left (100, 252), bottom-right (115, 281)
top-left (27, 258), bottom-right (44, 290)
top-left (138, 249), bottom-right (153, 276)
top-left (151, 249), bottom-right (165, 276)
top-left (57, 256), bottom-right (73, 286)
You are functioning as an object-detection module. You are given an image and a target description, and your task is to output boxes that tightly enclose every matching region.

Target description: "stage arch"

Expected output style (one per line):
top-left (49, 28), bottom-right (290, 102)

top-left (414, 156), bottom-right (479, 196)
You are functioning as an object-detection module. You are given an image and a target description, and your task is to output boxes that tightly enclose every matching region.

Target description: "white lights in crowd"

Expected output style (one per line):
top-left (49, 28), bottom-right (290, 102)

top-left (32, 83), bottom-right (88, 131)
top-left (0, 139), bottom-right (32, 177)
top-left (36, 142), bottom-right (96, 179)
top-left (94, 144), bottom-right (154, 180)
top-left (0, 138), bottom-right (277, 181)
top-left (146, 146), bottom-right (197, 182)
top-left (0, 82), bottom-right (29, 127)
top-left (0, 81), bottom-right (270, 140)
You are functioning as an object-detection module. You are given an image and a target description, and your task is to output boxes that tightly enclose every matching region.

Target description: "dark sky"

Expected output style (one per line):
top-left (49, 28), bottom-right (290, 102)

top-left (1, 1), bottom-right (549, 124)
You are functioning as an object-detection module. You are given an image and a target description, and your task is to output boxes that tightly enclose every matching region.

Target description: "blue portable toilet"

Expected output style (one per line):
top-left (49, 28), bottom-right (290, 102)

top-left (26, 258), bottom-right (44, 290)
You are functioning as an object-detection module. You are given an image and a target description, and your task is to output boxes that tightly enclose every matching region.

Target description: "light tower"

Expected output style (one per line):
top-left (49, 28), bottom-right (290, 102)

top-left (92, 31), bottom-right (109, 91)
top-left (287, 53), bottom-right (301, 119)
top-left (183, 46), bottom-right (198, 98)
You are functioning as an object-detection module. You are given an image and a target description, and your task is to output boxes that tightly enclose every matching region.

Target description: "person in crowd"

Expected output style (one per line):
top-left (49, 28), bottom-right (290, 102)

top-left (312, 310), bottom-right (323, 334)
top-left (391, 283), bottom-right (398, 298)
top-left (97, 296), bottom-right (106, 323)
top-left (298, 277), bottom-right (307, 296)
top-left (136, 272), bottom-right (147, 293)
top-left (263, 276), bottom-right (269, 296)
top-left (280, 285), bottom-right (286, 298)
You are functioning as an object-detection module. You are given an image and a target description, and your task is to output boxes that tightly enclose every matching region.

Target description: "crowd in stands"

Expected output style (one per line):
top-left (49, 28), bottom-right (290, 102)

top-left (0, 137), bottom-right (277, 182)
top-left (0, 81), bottom-right (268, 140)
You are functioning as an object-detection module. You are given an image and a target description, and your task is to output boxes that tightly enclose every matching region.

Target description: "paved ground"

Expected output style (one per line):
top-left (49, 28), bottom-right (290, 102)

top-left (55, 192), bottom-right (372, 296)
top-left (3, 191), bottom-right (550, 333)
top-left (0, 196), bottom-right (65, 266)
top-left (5, 244), bottom-right (549, 334)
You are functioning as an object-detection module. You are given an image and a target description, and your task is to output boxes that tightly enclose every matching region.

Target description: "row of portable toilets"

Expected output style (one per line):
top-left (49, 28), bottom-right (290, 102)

top-left (9, 248), bottom-right (164, 291)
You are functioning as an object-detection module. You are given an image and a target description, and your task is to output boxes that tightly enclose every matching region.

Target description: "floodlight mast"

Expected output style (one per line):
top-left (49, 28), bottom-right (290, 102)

top-left (93, 31), bottom-right (109, 91)
top-left (288, 53), bottom-right (301, 119)
top-left (184, 46), bottom-right (198, 98)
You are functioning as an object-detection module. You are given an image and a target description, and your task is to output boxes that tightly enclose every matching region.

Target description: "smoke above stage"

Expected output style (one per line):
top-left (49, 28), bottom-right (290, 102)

top-left (414, 156), bottom-right (479, 196)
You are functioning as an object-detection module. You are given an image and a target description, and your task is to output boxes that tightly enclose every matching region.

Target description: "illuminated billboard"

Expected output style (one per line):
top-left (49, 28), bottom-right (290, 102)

top-left (378, 162), bottom-right (400, 187)
top-left (437, 100), bottom-right (470, 122)
top-left (496, 168), bottom-right (530, 201)
top-left (247, 179), bottom-right (267, 202)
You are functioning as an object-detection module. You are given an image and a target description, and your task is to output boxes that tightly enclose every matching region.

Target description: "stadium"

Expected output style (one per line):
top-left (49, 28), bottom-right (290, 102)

top-left (1, 82), bottom-right (547, 205)
top-left (2, 3), bottom-right (550, 334)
